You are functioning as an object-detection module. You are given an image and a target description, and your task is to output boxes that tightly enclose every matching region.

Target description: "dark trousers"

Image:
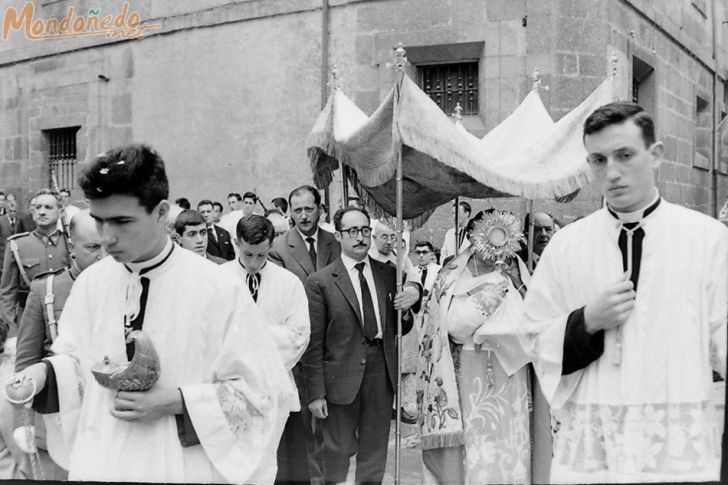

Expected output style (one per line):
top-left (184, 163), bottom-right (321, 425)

top-left (322, 342), bottom-right (394, 484)
top-left (276, 365), bottom-right (325, 485)
top-left (276, 411), bottom-right (311, 484)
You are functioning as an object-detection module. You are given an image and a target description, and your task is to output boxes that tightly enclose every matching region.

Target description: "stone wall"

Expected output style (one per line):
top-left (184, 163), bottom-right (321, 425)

top-left (0, 0), bottom-right (725, 251)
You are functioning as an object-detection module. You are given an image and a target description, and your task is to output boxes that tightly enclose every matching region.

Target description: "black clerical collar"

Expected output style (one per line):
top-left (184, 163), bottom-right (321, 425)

top-left (607, 193), bottom-right (661, 225)
top-left (124, 238), bottom-right (175, 276)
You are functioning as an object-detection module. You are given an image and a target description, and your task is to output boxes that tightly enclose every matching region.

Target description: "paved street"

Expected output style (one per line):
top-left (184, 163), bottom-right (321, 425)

top-left (345, 420), bottom-right (422, 484)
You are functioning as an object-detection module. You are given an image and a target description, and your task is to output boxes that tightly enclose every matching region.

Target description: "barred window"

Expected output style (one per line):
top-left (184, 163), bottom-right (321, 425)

top-left (695, 96), bottom-right (711, 170)
top-left (45, 126), bottom-right (80, 189)
top-left (420, 62), bottom-right (479, 115)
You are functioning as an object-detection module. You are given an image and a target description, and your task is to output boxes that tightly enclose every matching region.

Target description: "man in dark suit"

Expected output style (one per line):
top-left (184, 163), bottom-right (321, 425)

top-left (269, 185), bottom-right (340, 280)
top-left (15, 198), bottom-right (35, 234)
top-left (198, 199), bottom-right (235, 261)
top-left (303, 206), bottom-right (420, 484)
top-left (268, 185), bottom-right (340, 484)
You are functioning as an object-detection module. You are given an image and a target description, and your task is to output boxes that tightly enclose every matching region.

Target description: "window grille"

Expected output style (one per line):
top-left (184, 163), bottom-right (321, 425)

top-left (46, 127), bottom-right (80, 189)
top-left (420, 62), bottom-right (479, 115)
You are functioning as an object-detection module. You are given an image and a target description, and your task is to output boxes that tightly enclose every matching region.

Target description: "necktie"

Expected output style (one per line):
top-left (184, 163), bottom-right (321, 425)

top-left (208, 226), bottom-right (217, 242)
top-left (355, 262), bottom-right (378, 339)
top-left (610, 198), bottom-right (661, 293)
top-left (306, 237), bottom-right (317, 268)
top-left (457, 228), bottom-right (465, 248)
top-left (246, 272), bottom-right (261, 302)
top-left (126, 276), bottom-right (150, 360)
top-left (420, 267), bottom-right (428, 286)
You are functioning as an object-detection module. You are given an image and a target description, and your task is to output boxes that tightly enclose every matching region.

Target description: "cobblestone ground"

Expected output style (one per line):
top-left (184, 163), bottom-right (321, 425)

top-left (383, 421), bottom-right (422, 484)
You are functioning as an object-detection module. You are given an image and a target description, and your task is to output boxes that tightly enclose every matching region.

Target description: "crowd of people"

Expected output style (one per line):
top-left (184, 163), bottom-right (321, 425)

top-left (0, 101), bottom-right (724, 484)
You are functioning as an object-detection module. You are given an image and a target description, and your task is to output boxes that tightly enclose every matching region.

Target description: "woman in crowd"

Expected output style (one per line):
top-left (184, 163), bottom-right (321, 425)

top-left (415, 210), bottom-right (533, 484)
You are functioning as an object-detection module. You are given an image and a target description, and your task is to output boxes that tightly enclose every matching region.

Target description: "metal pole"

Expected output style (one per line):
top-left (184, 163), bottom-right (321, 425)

top-left (527, 200), bottom-right (535, 272)
top-left (454, 196), bottom-right (460, 256)
top-left (392, 43), bottom-right (407, 485)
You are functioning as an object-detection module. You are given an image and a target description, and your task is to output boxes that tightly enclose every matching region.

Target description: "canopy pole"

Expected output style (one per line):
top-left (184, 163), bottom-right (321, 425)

top-left (452, 104), bottom-right (464, 258)
top-left (328, 66), bottom-right (350, 208)
top-left (392, 42), bottom-right (407, 485)
top-left (454, 197), bottom-right (460, 257)
top-left (527, 200), bottom-right (535, 272)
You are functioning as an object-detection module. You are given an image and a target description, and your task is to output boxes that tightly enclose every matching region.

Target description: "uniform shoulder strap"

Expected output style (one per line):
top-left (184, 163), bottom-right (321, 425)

top-left (7, 232), bottom-right (29, 241)
top-left (9, 239), bottom-right (31, 287)
top-left (44, 274), bottom-right (58, 341)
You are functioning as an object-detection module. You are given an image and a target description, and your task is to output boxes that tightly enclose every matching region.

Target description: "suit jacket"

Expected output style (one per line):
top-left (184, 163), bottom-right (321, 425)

top-left (269, 228), bottom-right (340, 284)
top-left (206, 224), bottom-right (235, 261)
top-left (302, 256), bottom-right (414, 406)
top-left (16, 212), bottom-right (35, 234)
top-left (0, 216), bottom-right (14, 275)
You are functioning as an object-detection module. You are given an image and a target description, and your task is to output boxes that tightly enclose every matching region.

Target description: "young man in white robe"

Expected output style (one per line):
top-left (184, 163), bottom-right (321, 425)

top-left (7, 144), bottom-right (295, 483)
top-left (523, 102), bottom-right (727, 483)
top-left (439, 200), bottom-right (471, 264)
top-left (222, 214), bottom-right (311, 483)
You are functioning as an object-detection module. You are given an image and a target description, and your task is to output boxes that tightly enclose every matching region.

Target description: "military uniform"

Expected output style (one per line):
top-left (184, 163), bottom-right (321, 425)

top-left (0, 230), bottom-right (70, 336)
top-left (15, 267), bottom-right (76, 371)
top-left (7, 266), bottom-right (73, 480)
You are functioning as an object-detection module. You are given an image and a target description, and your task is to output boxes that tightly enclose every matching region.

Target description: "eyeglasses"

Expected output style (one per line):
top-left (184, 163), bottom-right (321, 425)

top-left (377, 234), bottom-right (397, 242)
top-left (339, 226), bottom-right (372, 238)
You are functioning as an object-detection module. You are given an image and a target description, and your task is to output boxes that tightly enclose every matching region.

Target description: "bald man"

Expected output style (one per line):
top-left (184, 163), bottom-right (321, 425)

top-left (368, 221), bottom-right (417, 277)
top-left (518, 212), bottom-right (556, 269)
top-left (0, 210), bottom-right (104, 479)
top-left (16, 209), bottom-right (106, 370)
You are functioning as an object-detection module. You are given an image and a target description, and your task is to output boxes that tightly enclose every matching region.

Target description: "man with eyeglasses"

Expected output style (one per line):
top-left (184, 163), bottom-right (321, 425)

top-left (368, 221), bottom-right (417, 278)
top-left (302, 206), bottom-right (421, 484)
top-left (269, 184), bottom-right (340, 484)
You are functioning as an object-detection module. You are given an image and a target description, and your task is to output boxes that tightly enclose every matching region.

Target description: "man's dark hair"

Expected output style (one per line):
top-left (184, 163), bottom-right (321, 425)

top-left (175, 197), bottom-right (191, 210)
top-left (212, 201), bottom-right (223, 212)
top-left (333, 206), bottom-right (370, 231)
top-left (197, 199), bottom-right (213, 209)
top-left (242, 191), bottom-right (257, 202)
top-left (236, 214), bottom-right (274, 244)
top-left (271, 197), bottom-right (288, 213)
top-left (414, 240), bottom-right (435, 253)
top-left (78, 144), bottom-right (169, 213)
top-left (456, 200), bottom-right (472, 216)
top-left (0, 191), bottom-right (4, 197)
top-left (264, 208), bottom-right (282, 217)
top-left (59, 188), bottom-right (70, 196)
top-left (174, 209), bottom-right (206, 236)
top-left (583, 102), bottom-right (655, 147)
top-left (288, 185), bottom-right (321, 207)
top-left (465, 210), bottom-right (485, 236)
top-left (228, 193), bottom-right (242, 201)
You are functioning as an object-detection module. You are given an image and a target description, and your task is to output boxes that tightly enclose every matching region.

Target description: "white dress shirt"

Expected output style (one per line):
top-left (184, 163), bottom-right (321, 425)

top-left (297, 227), bottom-right (318, 250)
top-left (340, 253), bottom-right (383, 339)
